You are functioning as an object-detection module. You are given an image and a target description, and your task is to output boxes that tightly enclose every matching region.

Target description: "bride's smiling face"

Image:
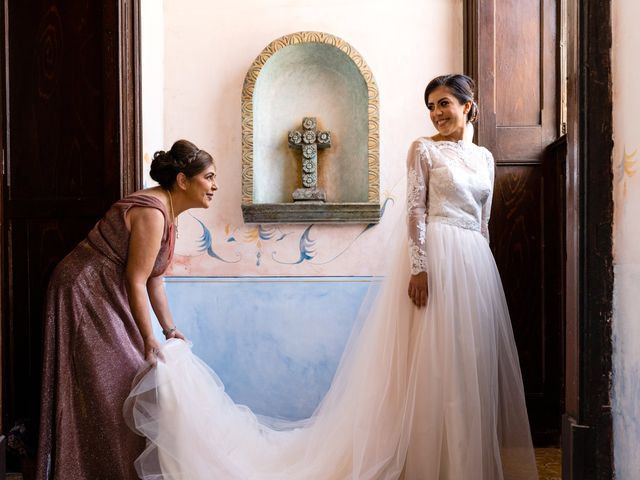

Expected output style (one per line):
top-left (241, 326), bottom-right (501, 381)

top-left (426, 86), bottom-right (471, 141)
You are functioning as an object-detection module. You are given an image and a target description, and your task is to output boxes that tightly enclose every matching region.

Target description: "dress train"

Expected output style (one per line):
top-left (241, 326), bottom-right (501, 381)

top-left (124, 222), bottom-right (537, 480)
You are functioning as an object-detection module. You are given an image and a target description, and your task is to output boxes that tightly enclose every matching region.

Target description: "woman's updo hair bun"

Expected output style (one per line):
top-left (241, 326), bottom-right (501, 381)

top-left (149, 150), bottom-right (174, 189)
top-left (149, 139), bottom-right (214, 189)
top-left (424, 74), bottom-right (479, 124)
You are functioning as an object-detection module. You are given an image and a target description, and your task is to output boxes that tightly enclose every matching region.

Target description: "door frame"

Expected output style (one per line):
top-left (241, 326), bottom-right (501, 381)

top-left (117, 0), bottom-right (144, 196)
top-left (562, 0), bottom-right (614, 478)
top-left (464, 0), bottom-right (614, 477)
top-left (0, 0), bottom-right (8, 433)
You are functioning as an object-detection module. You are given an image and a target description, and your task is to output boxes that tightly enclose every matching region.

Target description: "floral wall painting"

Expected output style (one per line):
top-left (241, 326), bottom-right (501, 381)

top-left (171, 195), bottom-right (396, 273)
top-left (617, 146), bottom-right (637, 196)
top-left (614, 144), bottom-right (638, 229)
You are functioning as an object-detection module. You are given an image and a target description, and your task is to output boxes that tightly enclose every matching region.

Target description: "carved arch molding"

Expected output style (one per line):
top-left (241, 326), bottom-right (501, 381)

top-left (241, 31), bottom-right (380, 224)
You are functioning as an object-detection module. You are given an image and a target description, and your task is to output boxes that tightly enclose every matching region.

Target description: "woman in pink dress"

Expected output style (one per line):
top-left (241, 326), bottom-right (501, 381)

top-left (36, 139), bottom-right (217, 480)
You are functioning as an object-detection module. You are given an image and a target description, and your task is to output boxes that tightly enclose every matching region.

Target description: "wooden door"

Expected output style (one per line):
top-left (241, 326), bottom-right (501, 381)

top-left (465, 0), bottom-right (563, 444)
top-left (0, 0), bottom-right (140, 471)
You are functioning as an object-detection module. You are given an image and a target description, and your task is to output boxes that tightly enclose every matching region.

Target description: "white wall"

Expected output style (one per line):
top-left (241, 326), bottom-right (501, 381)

top-left (154, 0), bottom-right (463, 276)
top-left (612, 0), bottom-right (640, 476)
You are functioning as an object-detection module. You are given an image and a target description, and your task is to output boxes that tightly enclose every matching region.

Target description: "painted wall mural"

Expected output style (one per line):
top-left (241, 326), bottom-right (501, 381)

top-left (617, 146), bottom-right (637, 194)
top-left (613, 143), bottom-right (639, 235)
top-left (193, 197), bottom-right (394, 268)
top-left (166, 193), bottom-right (399, 276)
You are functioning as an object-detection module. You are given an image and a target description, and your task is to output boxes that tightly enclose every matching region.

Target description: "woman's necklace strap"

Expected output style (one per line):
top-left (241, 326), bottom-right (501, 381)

top-left (166, 189), bottom-right (179, 238)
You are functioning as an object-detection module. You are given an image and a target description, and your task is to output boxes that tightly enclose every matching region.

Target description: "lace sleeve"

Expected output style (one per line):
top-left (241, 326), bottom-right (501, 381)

top-left (407, 140), bottom-right (430, 275)
top-left (480, 149), bottom-right (495, 243)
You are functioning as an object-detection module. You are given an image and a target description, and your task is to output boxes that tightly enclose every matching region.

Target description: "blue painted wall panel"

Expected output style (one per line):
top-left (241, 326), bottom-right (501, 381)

top-left (156, 277), bottom-right (378, 420)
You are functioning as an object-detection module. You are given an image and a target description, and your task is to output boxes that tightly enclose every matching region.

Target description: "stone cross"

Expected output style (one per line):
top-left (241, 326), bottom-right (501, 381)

top-left (288, 117), bottom-right (331, 202)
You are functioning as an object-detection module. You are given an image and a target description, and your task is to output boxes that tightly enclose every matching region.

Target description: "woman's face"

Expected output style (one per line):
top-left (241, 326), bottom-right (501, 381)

top-left (185, 164), bottom-right (218, 208)
top-left (426, 86), bottom-right (471, 141)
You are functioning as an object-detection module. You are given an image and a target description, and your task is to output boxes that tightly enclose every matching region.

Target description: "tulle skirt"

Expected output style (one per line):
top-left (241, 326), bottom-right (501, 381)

top-left (124, 222), bottom-right (538, 480)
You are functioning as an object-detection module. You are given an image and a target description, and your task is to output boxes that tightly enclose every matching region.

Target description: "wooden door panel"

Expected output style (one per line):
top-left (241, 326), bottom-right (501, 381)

top-left (5, 218), bottom-right (95, 424)
top-left (496, 0), bottom-right (542, 127)
top-left (496, 128), bottom-right (542, 160)
top-left (7, 2), bottom-right (117, 203)
top-left (476, 0), bottom-right (557, 157)
top-left (1, 2), bottom-right (140, 467)
top-left (5, 0), bottom-right (119, 434)
top-left (491, 166), bottom-right (544, 393)
top-left (466, 0), bottom-right (562, 444)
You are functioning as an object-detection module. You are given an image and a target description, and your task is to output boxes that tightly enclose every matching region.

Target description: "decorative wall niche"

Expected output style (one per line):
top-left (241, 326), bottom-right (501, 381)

top-left (241, 31), bottom-right (380, 223)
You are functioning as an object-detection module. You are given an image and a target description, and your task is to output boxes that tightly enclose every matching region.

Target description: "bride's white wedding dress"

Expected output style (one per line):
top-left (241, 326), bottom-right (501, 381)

top-left (124, 137), bottom-right (538, 480)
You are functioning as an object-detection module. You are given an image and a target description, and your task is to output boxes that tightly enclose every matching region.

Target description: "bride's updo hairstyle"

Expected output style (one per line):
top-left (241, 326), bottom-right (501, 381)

top-left (150, 139), bottom-right (214, 189)
top-left (424, 74), bottom-right (479, 124)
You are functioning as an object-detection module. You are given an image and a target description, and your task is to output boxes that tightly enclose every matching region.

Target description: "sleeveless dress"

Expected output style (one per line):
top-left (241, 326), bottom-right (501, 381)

top-left (36, 194), bottom-right (175, 480)
top-left (124, 138), bottom-right (538, 480)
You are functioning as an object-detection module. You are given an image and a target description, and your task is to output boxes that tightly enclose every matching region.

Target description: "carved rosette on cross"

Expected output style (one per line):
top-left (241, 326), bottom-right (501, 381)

top-left (288, 117), bottom-right (331, 202)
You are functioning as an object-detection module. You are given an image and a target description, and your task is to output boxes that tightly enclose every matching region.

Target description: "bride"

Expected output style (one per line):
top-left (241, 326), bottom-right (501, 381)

top-left (124, 74), bottom-right (539, 480)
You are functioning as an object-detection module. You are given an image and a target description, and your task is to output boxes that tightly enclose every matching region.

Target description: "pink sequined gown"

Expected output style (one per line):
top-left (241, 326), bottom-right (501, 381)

top-left (36, 194), bottom-right (175, 480)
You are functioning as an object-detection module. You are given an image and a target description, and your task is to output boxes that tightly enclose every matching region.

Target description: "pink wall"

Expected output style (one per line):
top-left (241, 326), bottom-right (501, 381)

top-left (143, 0), bottom-right (463, 277)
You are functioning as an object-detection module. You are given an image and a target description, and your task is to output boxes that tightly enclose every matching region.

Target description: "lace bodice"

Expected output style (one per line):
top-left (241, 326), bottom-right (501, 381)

top-left (407, 137), bottom-right (495, 275)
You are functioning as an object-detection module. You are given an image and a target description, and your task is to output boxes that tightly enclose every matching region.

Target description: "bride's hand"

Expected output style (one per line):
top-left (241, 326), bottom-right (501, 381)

top-left (143, 335), bottom-right (164, 364)
top-left (408, 272), bottom-right (428, 308)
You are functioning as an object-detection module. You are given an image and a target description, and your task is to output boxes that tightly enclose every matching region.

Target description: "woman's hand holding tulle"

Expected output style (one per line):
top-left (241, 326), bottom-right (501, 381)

top-left (165, 328), bottom-right (187, 342)
top-left (408, 272), bottom-right (428, 308)
top-left (143, 335), bottom-right (164, 364)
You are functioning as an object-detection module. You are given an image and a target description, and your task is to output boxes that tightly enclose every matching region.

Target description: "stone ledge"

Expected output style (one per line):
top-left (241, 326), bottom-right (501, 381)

top-left (241, 202), bottom-right (381, 224)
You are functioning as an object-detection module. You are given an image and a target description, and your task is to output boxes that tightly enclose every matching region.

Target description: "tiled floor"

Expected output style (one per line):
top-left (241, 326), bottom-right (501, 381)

top-left (536, 447), bottom-right (562, 479)
top-left (6, 449), bottom-right (563, 480)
